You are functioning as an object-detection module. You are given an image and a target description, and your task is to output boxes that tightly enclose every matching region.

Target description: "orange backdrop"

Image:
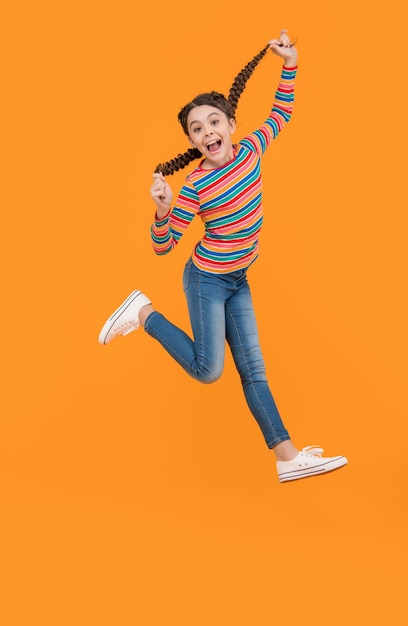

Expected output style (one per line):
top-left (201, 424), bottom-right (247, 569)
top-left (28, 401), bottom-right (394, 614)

top-left (1, 1), bottom-right (407, 624)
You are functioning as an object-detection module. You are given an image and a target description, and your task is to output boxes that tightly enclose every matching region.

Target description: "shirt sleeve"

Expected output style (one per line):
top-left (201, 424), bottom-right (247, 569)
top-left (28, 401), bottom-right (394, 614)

top-left (150, 179), bottom-right (200, 255)
top-left (240, 65), bottom-right (297, 157)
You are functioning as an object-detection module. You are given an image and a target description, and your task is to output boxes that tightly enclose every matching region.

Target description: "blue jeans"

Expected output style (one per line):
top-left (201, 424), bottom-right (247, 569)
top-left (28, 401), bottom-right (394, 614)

top-left (144, 258), bottom-right (290, 448)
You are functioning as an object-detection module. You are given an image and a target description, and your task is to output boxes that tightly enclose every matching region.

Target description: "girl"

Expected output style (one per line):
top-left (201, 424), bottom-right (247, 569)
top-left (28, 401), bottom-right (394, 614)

top-left (99, 31), bottom-right (348, 483)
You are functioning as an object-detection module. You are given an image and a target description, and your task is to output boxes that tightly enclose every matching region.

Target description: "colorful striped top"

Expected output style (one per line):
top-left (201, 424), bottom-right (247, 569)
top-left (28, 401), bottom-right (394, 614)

top-left (151, 65), bottom-right (297, 274)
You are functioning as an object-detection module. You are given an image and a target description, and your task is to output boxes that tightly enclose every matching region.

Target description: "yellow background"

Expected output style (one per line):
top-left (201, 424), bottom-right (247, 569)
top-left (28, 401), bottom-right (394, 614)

top-left (1, 1), bottom-right (407, 623)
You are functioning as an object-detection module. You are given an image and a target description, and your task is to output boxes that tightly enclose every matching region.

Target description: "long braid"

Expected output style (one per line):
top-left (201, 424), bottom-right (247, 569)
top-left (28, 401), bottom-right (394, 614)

top-left (228, 44), bottom-right (270, 113)
top-left (154, 148), bottom-right (202, 176)
top-left (154, 44), bottom-right (270, 176)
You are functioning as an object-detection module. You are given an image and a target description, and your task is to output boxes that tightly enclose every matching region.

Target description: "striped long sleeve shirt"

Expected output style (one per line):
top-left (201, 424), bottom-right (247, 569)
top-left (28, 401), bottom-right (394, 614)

top-left (151, 65), bottom-right (297, 274)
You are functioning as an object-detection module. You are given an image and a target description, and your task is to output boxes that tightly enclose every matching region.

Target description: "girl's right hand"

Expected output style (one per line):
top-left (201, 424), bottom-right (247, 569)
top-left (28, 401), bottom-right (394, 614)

top-left (150, 173), bottom-right (173, 217)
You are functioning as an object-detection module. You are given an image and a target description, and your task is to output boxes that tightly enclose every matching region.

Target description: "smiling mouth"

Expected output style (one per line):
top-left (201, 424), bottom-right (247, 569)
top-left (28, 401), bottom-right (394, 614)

top-left (207, 140), bottom-right (222, 153)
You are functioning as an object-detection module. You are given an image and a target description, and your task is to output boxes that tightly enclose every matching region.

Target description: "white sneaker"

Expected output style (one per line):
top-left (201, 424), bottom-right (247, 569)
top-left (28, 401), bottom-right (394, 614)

top-left (98, 290), bottom-right (151, 345)
top-left (276, 446), bottom-right (348, 483)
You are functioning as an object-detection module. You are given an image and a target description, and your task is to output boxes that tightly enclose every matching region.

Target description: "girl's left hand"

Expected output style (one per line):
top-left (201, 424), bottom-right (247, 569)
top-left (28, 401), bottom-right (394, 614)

top-left (269, 30), bottom-right (298, 66)
top-left (150, 173), bottom-right (173, 218)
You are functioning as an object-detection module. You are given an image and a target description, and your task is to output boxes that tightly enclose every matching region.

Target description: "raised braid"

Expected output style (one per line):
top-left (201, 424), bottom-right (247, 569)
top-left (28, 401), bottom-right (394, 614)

top-left (227, 44), bottom-right (270, 113)
top-left (153, 44), bottom-right (270, 176)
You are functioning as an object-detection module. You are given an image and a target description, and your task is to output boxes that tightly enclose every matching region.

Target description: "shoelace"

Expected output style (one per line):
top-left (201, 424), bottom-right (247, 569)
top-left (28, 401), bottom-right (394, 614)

top-left (301, 446), bottom-right (324, 457)
top-left (113, 321), bottom-right (138, 336)
top-left (293, 446), bottom-right (325, 469)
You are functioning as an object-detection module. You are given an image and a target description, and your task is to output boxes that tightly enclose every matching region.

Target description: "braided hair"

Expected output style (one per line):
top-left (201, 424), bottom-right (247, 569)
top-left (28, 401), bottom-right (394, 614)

top-left (154, 44), bottom-right (270, 176)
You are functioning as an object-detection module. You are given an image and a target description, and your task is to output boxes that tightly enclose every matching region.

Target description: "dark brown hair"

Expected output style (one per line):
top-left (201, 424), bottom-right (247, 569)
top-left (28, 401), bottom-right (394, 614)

top-left (154, 44), bottom-right (270, 176)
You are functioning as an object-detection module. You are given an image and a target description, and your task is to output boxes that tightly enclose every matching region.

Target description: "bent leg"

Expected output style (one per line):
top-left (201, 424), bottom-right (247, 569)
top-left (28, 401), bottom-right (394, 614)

top-left (144, 260), bottom-right (227, 383)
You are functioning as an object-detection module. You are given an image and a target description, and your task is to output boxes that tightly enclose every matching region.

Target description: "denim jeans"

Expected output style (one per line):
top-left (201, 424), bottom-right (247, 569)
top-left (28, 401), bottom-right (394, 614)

top-left (144, 258), bottom-right (290, 448)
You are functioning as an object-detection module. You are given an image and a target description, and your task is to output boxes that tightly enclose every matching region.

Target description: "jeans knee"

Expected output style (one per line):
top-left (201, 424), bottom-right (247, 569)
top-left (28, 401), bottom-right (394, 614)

top-left (196, 365), bottom-right (223, 385)
top-left (240, 364), bottom-right (267, 387)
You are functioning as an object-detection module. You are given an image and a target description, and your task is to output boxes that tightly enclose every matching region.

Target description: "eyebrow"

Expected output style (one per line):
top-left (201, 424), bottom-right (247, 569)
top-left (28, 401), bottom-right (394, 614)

top-left (189, 111), bottom-right (221, 129)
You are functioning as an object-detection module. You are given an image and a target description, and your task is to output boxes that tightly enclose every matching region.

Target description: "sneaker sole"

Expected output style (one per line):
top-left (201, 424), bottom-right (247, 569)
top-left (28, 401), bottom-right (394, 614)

top-left (278, 456), bottom-right (348, 483)
top-left (98, 290), bottom-right (142, 345)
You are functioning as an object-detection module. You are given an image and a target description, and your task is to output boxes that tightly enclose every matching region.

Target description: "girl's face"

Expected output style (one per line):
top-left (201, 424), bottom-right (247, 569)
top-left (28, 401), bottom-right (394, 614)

top-left (187, 105), bottom-right (236, 169)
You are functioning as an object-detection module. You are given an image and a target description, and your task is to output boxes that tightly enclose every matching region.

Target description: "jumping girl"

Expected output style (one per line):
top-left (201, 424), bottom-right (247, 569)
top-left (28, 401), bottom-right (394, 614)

top-left (99, 31), bottom-right (348, 483)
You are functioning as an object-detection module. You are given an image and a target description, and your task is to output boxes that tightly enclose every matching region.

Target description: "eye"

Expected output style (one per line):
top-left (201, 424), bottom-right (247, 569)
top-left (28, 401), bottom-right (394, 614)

top-left (193, 126), bottom-right (201, 133)
top-left (211, 119), bottom-right (219, 126)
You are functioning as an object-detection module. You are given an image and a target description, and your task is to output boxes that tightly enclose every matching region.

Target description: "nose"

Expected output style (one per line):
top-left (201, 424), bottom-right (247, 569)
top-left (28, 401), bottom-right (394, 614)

top-left (204, 125), bottom-right (213, 136)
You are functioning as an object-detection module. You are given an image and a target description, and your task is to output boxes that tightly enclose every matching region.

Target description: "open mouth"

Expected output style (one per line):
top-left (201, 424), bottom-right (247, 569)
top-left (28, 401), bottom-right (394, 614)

top-left (206, 140), bottom-right (222, 154)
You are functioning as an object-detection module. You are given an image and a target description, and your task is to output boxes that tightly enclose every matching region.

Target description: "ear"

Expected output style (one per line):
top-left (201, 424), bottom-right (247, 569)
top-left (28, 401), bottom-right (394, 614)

top-left (229, 118), bottom-right (236, 134)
